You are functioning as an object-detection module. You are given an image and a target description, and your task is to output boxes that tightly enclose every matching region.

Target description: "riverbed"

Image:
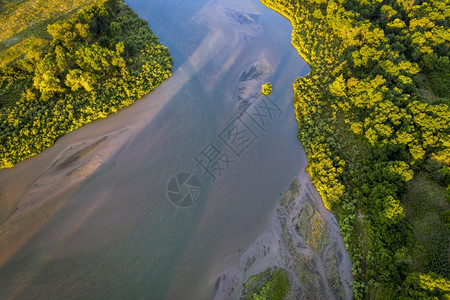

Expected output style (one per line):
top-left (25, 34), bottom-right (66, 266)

top-left (0, 0), bottom-right (349, 299)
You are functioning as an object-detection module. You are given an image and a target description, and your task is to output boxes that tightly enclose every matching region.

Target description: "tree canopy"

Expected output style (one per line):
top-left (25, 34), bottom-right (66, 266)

top-left (0, 0), bottom-right (172, 168)
top-left (261, 82), bottom-right (273, 95)
top-left (261, 0), bottom-right (449, 297)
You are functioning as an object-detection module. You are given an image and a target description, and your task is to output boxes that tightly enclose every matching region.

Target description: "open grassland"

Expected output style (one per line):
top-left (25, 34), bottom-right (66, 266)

top-left (0, 0), bottom-right (102, 45)
top-left (0, 0), bottom-right (105, 64)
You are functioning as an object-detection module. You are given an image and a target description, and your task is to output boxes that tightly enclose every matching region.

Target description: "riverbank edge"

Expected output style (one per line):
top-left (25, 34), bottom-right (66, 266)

top-left (258, 0), bottom-right (360, 296)
top-left (0, 0), bottom-right (173, 168)
top-left (213, 168), bottom-right (353, 299)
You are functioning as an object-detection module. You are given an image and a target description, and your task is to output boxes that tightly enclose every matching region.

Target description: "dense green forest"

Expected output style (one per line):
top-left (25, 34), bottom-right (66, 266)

top-left (261, 0), bottom-right (449, 298)
top-left (0, 0), bottom-right (172, 168)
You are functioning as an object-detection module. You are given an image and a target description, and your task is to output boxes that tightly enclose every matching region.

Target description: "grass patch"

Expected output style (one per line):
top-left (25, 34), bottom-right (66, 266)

top-left (0, 0), bottom-right (102, 46)
top-left (404, 174), bottom-right (449, 278)
top-left (242, 267), bottom-right (290, 300)
top-left (416, 74), bottom-right (440, 104)
top-left (279, 178), bottom-right (300, 207)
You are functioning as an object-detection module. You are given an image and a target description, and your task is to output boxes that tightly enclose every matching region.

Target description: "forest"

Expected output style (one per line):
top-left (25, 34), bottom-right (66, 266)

top-left (0, 0), bottom-right (172, 168)
top-left (261, 0), bottom-right (449, 298)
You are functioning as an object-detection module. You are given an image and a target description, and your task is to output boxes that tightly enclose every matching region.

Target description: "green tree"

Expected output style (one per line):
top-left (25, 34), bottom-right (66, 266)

top-left (261, 82), bottom-right (272, 95)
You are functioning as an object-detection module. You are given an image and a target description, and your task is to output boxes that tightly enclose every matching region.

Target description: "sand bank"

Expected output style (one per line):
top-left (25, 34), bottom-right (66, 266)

top-left (213, 168), bottom-right (353, 299)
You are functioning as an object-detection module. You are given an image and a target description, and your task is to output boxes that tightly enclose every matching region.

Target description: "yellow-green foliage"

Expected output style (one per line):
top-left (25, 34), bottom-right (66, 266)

top-left (0, 0), bottom-right (172, 168)
top-left (242, 267), bottom-right (290, 300)
top-left (401, 272), bottom-right (450, 298)
top-left (261, 82), bottom-right (272, 95)
top-left (306, 142), bottom-right (345, 211)
top-left (0, 0), bottom-right (104, 47)
top-left (261, 0), bottom-right (449, 298)
top-left (0, 37), bottom-right (48, 66)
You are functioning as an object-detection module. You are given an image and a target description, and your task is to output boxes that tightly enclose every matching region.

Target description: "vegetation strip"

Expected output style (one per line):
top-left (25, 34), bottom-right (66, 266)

top-left (0, 0), bottom-right (172, 168)
top-left (260, 0), bottom-right (449, 298)
top-left (242, 267), bottom-right (291, 300)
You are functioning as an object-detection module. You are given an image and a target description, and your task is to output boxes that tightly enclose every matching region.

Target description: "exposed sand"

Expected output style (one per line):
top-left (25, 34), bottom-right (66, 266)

top-left (0, 127), bottom-right (132, 266)
top-left (213, 168), bottom-right (353, 299)
top-left (15, 128), bottom-right (131, 216)
top-left (237, 58), bottom-right (271, 113)
top-left (192, 0), bottom-right (263, 90)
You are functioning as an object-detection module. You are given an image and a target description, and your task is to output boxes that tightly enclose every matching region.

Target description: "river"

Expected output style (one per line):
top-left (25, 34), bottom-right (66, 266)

top-left (0, 0), bottom-right (318, 299)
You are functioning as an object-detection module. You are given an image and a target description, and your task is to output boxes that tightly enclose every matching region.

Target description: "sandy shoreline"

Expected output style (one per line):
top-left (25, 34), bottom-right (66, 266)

top-left (0, 127), bottom-right (134, 265)
top-left (213, 166), bottom-right (353, 299)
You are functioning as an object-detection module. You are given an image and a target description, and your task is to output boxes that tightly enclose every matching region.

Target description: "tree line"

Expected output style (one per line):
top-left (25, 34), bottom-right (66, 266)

top-left (261, 0), bottom-right (449, 298)
top-left (0, 0), bottom-right (172, 168)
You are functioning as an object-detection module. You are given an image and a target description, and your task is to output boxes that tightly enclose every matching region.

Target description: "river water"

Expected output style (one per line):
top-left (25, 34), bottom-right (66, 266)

top-left (0, 0), bottom-right (310, 298)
